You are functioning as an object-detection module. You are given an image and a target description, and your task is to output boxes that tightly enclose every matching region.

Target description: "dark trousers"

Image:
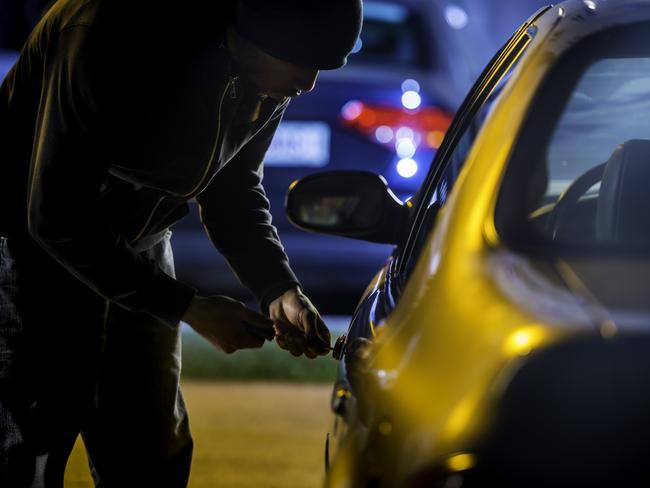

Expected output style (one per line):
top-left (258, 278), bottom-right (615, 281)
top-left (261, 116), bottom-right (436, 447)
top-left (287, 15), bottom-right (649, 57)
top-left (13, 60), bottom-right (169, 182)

top-left (0, 232), bottom-right (193, 487)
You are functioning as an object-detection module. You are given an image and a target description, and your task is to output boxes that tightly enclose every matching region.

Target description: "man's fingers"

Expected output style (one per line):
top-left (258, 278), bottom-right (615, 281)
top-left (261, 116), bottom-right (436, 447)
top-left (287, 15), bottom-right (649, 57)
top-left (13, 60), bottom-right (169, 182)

top-left (271, 298), bottom-right (332, 358)
top-left (241, 307), bottom-right (274, 330)
top-left (286, 336), bottom-right (303, 357)
top-left (242, 321), bottom-right (275, 341)
top-left (302, 308), bottom-right (323, 342)
top-left (298, 307), bottom-right (314, 337)
top-left (275, 321), bottom-right (305, 357)
top-left (299, 309), bottom-right (330, 353)
top-left (235, 325), bottom-right (266, 350)
top-left (315, 315), bottom-right (332, 344)
top-left (276, 335), bottom-right (288, 350)
top-left (304, 349), bottom-right (317, 359)
top-left (283, 334), bottom-right (304, 357)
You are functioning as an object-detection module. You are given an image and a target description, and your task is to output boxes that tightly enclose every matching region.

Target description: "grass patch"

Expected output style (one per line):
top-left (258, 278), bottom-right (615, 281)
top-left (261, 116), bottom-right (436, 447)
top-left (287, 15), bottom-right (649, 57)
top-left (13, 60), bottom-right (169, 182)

top-left (181, 329), bottom-right (339, 382)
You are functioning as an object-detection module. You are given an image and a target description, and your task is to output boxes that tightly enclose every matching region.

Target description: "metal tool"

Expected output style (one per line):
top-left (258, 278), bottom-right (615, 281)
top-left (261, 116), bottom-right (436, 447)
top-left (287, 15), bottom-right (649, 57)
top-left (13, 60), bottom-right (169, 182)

top-left (332, 335), bottom-right (347, 361)
top-left (302, 335), bottom-right (346, 359)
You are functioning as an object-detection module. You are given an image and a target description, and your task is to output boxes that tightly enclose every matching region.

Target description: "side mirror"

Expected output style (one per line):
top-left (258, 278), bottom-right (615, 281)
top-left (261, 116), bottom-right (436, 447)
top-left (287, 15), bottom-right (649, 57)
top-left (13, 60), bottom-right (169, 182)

top-left (286, 171), bottom-right (408, 245)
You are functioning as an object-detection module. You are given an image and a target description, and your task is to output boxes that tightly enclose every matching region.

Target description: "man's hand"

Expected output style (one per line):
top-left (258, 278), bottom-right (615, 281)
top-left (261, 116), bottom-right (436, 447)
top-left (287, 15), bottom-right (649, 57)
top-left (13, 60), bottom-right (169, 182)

top-left (269, 287), bottom-right (331, 358)
top-left (182, 295), bottom-right (274, 354)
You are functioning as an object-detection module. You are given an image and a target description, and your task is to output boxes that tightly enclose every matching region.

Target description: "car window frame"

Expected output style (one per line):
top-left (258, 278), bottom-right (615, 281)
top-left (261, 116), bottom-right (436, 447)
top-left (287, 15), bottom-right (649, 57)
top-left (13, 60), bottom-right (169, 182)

top-left (392, 7), bottom-right (551, 287)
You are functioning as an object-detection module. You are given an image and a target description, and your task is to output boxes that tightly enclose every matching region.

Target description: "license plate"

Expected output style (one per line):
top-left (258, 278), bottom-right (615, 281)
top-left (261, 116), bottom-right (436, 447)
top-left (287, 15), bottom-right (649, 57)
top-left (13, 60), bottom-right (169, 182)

top-left (264, 121), bottom-right (331, 167)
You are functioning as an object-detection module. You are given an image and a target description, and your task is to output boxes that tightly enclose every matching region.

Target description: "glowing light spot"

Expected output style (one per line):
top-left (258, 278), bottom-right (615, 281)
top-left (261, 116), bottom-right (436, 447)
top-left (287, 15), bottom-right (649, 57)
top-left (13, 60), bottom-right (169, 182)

top-left (446, 453), bottom-right (477, 472)
top-left (335, 388), bottom-right (351, 399)
top-left (401, 90), bottom-right (421, 110)
top-left (600, 320), bottom-right (617, 339)
top-left (396, 138), bottom-right (416, 158)
top-left (378, 421), bottom-right (392, 436)
top-left (396, 126), bottom-right (414, 140)
top-left (401, 78), bottom-right (420, 93)
top-left (358, 110), bottom-right (377, 128)
top-left (426, 130), bottom-right (445, 149)
top-left (503, 326), bottom-right (546, 357)
top-left (341, 100), bottom-right (363, 121)
top-left (397, 158), bottom-right (418, 178)
top-left (584, 0), bottom-right (596, 10)
top-left (429, 252), bottom-right (441, 274)
top-left (375, 125), bottom-right (394, 144)
top-left (509, 331), bottom-right (532, 355)
top-left (444, 396), bottom-right (476, 439)
top-left (445, 5), bottom-right (469, 29)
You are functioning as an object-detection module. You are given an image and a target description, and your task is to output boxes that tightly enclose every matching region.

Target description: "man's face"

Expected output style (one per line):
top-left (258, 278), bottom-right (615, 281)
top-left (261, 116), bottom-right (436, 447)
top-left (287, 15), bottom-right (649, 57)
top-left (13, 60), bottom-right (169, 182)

top-left (227, 27), bottom-right (320, 100)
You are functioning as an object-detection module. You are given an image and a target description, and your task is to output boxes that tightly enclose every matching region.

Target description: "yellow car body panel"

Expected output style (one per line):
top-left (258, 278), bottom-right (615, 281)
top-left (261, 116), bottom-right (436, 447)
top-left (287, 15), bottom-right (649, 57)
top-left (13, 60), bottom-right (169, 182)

top-left (325, 3), bottom-right (621, 486)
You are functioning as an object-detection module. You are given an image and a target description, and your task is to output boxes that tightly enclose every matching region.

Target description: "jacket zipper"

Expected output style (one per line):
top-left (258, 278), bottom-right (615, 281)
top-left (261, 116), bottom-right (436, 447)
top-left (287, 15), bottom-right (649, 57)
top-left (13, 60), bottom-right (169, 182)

top-left (132, 78), bottom-right (233, 242)
top-left (182, 78), bottom-right (233, 198)
top-left (131, 195), bottom-right (167, 243)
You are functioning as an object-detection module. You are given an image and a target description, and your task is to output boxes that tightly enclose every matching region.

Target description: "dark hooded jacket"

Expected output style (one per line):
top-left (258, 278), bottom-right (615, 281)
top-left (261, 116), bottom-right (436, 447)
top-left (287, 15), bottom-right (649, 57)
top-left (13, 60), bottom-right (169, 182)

top-left (0, 0), bottom-right (300, 327)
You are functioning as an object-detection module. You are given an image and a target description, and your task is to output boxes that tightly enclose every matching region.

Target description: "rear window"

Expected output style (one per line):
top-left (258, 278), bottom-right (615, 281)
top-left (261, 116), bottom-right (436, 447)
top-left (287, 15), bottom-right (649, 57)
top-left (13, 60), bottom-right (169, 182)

top-left (347, 2), bottom-right (430, 69)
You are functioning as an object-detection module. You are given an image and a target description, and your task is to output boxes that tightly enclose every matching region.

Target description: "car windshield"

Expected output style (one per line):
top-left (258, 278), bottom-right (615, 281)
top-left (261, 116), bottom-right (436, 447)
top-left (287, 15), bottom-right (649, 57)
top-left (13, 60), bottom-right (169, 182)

top-left (346, 1), bottom-right (429, 69)
top-left (496, 22), bottom-right (650, 254)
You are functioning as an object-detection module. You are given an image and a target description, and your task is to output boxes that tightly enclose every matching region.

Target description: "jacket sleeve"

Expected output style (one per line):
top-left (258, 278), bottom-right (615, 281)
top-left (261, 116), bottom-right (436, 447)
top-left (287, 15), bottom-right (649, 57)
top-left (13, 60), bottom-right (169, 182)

top-left (196, 105), bottom-right (301, 311)
top-left (27, 26), bottom-right (196, 328)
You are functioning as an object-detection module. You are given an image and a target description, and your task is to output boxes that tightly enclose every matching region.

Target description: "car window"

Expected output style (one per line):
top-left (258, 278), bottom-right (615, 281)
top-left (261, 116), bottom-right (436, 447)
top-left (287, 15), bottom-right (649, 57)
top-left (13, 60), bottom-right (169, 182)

top-left (546, 58), bottom-right (650, 199)
top-left (398, 24), bottom-right (535, 278)
top-left (496, 22), bottom-right (650, 253)
top-left (347, 1), bottom-right (430, 69)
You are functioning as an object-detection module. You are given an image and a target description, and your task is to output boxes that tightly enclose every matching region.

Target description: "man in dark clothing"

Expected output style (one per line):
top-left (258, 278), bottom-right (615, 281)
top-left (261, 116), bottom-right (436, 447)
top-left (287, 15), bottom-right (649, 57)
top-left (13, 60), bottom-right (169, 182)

top-left (0, 0), bottom-right (363, 486)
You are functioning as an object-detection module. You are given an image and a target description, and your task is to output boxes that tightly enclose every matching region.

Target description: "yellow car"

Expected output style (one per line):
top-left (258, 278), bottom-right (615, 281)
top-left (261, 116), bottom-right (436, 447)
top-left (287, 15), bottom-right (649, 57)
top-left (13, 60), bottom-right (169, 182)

top-left (286, 1), bottom-right (650, 486)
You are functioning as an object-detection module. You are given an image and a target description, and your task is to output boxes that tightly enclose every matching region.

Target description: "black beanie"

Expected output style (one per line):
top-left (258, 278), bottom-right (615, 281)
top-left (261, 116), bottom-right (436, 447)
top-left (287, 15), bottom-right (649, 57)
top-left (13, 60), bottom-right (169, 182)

top-left (234, 0), bottom-right (363, 70)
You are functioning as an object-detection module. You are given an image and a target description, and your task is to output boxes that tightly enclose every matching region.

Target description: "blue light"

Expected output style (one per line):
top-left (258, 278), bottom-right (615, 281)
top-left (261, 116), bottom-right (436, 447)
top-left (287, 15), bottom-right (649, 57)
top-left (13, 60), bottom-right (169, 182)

top-left (401, 91), bottom-right (421, 110)
top-left (363, 3), bottom-right (408, 23)
top-left (445, 5), bottom-right (469, 29)
top-left (341, 100), bottom-right (363, 121)
top-left (375, 125), bottom-right (393, 144)
top-left (397, 158), bottom-right (418, 178)
top-left (396, 126), bottom-right (414, 140)
top-left (401, 79), bottom-right (420, 94)
top-left (396, 139), bottom-right (416, 158)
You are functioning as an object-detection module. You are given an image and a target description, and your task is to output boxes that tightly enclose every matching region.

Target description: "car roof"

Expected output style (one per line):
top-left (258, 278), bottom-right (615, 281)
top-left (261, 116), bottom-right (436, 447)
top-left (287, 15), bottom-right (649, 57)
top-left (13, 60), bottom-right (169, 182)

top-left (538, 0), bottom-right (650, 49)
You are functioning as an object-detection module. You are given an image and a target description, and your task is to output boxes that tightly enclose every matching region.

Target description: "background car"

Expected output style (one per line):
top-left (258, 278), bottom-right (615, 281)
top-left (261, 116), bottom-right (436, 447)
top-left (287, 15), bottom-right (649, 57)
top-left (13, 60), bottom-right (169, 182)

top-left (286, 1), bottom-right (650, 485)
top-left (0, 48), bottom-right (17, 79)
top-left (171, 0), bottom-right (548, 312)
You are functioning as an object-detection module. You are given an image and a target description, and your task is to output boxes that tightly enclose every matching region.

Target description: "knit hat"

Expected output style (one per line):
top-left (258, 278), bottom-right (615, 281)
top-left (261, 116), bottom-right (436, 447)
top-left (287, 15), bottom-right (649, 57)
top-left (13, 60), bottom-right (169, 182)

top-left (234, 0), bottom-right (363, 70)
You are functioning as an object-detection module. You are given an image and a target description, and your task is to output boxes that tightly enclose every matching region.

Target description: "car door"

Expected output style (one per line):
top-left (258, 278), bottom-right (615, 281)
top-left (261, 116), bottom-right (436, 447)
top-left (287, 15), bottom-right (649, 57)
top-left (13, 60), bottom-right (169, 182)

top-left (326, 6), bottom-right (551, 468)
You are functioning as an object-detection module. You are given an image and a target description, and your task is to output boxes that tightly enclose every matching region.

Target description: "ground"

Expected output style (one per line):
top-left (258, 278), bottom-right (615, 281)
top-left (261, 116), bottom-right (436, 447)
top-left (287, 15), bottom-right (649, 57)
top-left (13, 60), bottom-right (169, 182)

top-left (64, 381), bottom-right (332, 488)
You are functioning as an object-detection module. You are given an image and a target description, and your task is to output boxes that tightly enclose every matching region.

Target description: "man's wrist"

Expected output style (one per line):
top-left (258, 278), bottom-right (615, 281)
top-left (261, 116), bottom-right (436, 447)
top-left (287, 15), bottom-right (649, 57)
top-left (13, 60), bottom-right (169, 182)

top-left (260, 281), bottom-right (301, 314)
top-left (181, 295), bottom-right (201, 325)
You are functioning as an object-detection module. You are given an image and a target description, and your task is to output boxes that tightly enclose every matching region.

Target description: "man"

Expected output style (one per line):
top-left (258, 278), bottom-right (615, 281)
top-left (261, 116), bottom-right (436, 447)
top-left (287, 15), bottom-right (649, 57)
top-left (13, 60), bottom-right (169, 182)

top-left (0, 0), bottom-right (363, 486)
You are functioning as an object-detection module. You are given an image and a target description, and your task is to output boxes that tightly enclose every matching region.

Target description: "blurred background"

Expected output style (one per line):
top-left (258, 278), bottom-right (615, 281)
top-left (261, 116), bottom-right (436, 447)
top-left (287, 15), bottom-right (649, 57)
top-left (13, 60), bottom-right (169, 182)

top-left (0, 1), bottom-right (548, 486)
